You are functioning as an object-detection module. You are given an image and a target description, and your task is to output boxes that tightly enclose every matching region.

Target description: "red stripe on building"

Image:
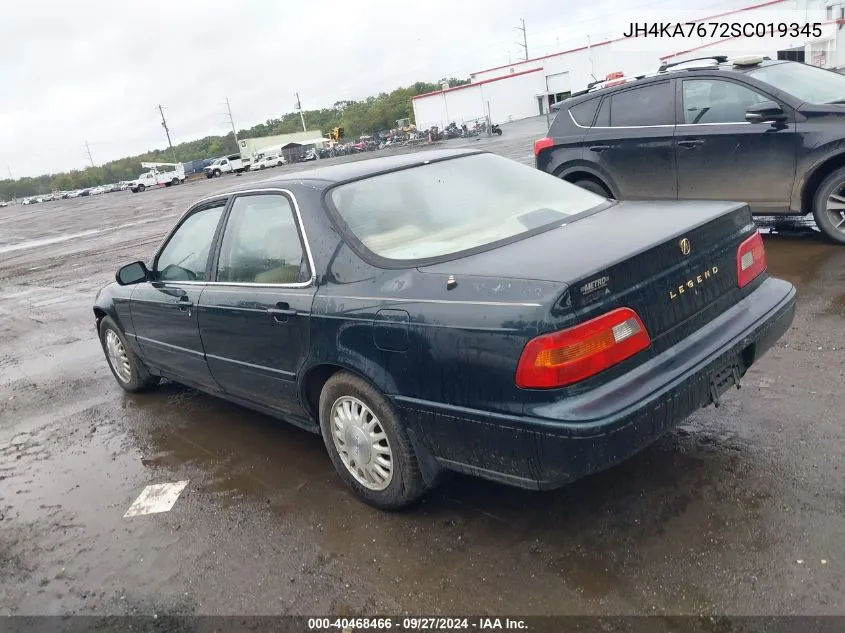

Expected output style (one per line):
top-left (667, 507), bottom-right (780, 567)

top-left (411, 67), bottom-right (544, 101)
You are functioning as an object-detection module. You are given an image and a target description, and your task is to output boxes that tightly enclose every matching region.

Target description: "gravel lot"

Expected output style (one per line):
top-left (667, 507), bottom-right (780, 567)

top-left (1, 117), bottom-right (843, 620)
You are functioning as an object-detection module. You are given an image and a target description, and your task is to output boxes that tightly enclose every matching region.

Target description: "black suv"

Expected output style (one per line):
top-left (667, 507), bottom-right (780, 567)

top-left (534, 56), bottom-right (845, 244)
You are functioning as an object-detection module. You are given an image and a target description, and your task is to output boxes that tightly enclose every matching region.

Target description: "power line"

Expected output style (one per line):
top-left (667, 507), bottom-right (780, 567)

top-left (85, 141), bottom-right (95, 168)
top-left (515, 18), bottom-right (529, 61)
top-left (158, 104), bottom-right (178, 163)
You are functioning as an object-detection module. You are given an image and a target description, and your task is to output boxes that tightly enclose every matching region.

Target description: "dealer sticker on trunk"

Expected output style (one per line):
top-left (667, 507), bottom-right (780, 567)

top-left (580, 275), bottom-right (610, 296)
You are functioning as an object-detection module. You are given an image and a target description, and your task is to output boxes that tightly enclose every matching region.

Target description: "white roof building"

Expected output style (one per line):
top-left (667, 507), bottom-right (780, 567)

top-left (412, 0), bottom-right (835, 130)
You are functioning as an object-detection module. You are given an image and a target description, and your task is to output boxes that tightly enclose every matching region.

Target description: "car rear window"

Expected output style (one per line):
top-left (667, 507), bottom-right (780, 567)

top-left (610, 82), bottom-right (674, 126)
top-left (328, 153), bottom-right (606, 262)
top-left (568, 97), bottom-right (601, 126)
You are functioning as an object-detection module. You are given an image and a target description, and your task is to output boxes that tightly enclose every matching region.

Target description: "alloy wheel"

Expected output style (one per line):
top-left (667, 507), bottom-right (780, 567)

top-left (825, 186), bottom-right (845, 237)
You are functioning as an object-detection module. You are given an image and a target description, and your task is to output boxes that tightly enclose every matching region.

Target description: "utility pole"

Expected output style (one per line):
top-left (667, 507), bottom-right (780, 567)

top-left (85, 141), bottom-right (95, 168)
top-left (224, 97), bottom-right (240, 148)
top-left (515, 18), bottom-right (529, 61)
top-left (158, 104), bottom-right (178, 163)
top-left (295, 93), bottom-right (307, 132)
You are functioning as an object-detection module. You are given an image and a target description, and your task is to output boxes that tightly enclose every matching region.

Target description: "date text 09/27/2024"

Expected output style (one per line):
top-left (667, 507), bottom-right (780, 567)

top-left (307, 617), bottom-right (528, 630)
top-left (623, 22), bottom-right (822, 38)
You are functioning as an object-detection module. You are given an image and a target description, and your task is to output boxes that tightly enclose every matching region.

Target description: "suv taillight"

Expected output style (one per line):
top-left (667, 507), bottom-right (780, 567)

top-left (736, 231), bottom-right (766, 288)
top-left (515, 308), bottom-right (651, 389)
top-left (533, 137), bottom-right (554, 156)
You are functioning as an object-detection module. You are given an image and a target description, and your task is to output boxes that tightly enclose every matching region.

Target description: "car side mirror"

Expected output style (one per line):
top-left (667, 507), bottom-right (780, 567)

top-left (745, 100), bottom-right (787, 123)
top-left (116, 261), bottom-right (149, 285)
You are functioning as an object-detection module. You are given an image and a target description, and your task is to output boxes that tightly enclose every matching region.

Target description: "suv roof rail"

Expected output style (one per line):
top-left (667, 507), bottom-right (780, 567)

top-left (657, 55), bottom-right (728, 73)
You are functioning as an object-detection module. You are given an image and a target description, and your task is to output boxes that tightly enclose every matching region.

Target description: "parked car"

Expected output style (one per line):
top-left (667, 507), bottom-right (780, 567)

top-left (204, 154), bottom-right (248, 178)
top-left (0, 200), bottom-right (8, 207)
top-left (251, 153), bottom-right (285, 170)
top-left (90, 186), bottom-right (105, 195)
top-left (94, 149), bottom-right (795, 509)
top-left (22, 197), bottom-right (36, 205)
top-left (535, 56), bottom-right (845, 244)
top-left (68, 190), bottom-right (81, 198)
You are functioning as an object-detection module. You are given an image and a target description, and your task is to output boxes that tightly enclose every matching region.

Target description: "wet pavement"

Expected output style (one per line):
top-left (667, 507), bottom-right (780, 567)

top-left (1, 121), bottom-right (844, 617)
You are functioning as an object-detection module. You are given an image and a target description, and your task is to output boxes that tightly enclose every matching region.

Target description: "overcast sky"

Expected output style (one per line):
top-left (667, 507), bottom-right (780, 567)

top-left (0, 0), bottom-right (781, 177)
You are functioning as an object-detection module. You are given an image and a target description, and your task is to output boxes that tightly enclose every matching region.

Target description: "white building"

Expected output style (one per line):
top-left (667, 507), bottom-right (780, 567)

top-left (412, 0), bottom-right (841, 130)
top-left (238, 131), bottom-right (326, 160)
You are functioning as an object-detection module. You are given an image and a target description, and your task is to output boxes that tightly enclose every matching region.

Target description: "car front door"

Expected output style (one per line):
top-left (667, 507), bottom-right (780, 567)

top-left (583, 80), bottom-right (677, 199)
top-left (674, 77), bottom-right (798, 213)
top-left (198, 192), bottom-right (316, 422)
top-left (129, 198), bottom-right (227, 390)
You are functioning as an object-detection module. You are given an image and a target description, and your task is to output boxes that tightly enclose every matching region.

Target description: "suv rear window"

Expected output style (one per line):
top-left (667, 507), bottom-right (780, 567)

top-left (569, 97), bottom-right (600, 126)
top-left (610, 82), bottom-right (674, 126)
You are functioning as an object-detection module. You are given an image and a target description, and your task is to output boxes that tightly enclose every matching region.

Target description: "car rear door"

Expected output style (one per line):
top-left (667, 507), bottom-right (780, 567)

top-left (674, 77), bottom-right (798, 213)
top-left (197, 191), bottom-right (316, 422)
top-left (583, 80), bottom-right (678, 199)
top-left (130, 198), bottom-right (228, 389)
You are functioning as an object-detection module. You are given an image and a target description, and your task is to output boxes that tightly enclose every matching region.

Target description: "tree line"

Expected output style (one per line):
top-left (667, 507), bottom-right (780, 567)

top-left (0, 78), bottom-right (467, 200)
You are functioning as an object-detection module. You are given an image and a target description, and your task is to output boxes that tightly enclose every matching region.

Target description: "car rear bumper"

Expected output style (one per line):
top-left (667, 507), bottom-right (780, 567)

top-left (396, 276), bottom-right (796, 490)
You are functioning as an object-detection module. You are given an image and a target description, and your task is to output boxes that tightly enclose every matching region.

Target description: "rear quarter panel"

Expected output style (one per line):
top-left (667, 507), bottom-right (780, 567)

top-left (308, 249), bottom-right (557, 416)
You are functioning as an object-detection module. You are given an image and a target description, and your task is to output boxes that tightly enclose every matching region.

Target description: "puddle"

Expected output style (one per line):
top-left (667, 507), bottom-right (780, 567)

top-left (761, 234), bottom-right (841, 290)
top-left (0, 230), bottom-right (103, 255)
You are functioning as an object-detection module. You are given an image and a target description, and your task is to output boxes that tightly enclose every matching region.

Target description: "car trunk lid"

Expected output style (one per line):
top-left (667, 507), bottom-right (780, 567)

top-left (419, 199), bottom-right (759, 355)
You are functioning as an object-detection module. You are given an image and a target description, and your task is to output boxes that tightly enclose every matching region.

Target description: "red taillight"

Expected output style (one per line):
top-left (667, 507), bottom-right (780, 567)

top-left (534, 136), bottom-right (554, 156)
top-left (515, 307), bottom-right (651, 389)
top-left (736, 231), bottom-right (766, 288)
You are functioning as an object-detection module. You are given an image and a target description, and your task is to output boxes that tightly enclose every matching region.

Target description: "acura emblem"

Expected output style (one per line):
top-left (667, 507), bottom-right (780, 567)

top-left (679, 238), bottom-right (691, 256)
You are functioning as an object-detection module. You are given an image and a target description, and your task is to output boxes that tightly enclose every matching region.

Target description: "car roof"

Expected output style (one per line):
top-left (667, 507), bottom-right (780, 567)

top-left (229, 148), bottom-right (483, 192)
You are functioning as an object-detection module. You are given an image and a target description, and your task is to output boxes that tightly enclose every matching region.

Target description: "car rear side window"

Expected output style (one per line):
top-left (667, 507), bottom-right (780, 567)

top-left (216, 194), bottom-right (307, 285)
top-left (610, 82), bottom-right (674, 127)
top-left (568, 97), bottom-right (601, 126)
top-left (682, 79), bottom-right (769, 124)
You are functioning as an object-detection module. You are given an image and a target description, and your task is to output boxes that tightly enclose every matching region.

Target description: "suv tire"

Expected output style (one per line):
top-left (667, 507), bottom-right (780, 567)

top-left (813, 167), bottom-right (845, 245)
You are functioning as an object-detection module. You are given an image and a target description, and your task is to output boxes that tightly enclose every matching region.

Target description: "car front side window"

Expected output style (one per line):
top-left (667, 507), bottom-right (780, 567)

top-left (155, 202), bottom-right (225, 282)
top-left (682, 79), bottom-right (769, 124)
top-left (216, 194), bottom-right (307, 285)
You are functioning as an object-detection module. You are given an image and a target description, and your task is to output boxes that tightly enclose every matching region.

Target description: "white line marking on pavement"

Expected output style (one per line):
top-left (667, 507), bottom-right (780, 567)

top-left (124, 481), bottom-right (189, 518)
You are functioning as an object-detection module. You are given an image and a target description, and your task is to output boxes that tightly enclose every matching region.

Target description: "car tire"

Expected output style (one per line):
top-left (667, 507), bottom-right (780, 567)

top-left (214, 170), bottom-right (222, 178)
top-left (319, 371), bottom-right (428, 510)
top-left (98, 316), bottom-right (159, 393)
top-left (812, 167), bottom-right (845, 245)
top-left (171, 178), bottom-right (178, 186)
top-left (137, 184), bottom-right (145, 192)
top-left (572, 178), bottom-right (613, 198)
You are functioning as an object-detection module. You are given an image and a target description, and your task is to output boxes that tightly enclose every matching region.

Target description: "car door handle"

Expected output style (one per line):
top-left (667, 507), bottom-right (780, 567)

top-left (177, 296), bottom-right (193, 311)
top-left (588, 145), bottom-right (610, 153)
top-left (677, 139), bottom-right (704, 149)
top-left (268, 302), bottom-right (296, 322)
